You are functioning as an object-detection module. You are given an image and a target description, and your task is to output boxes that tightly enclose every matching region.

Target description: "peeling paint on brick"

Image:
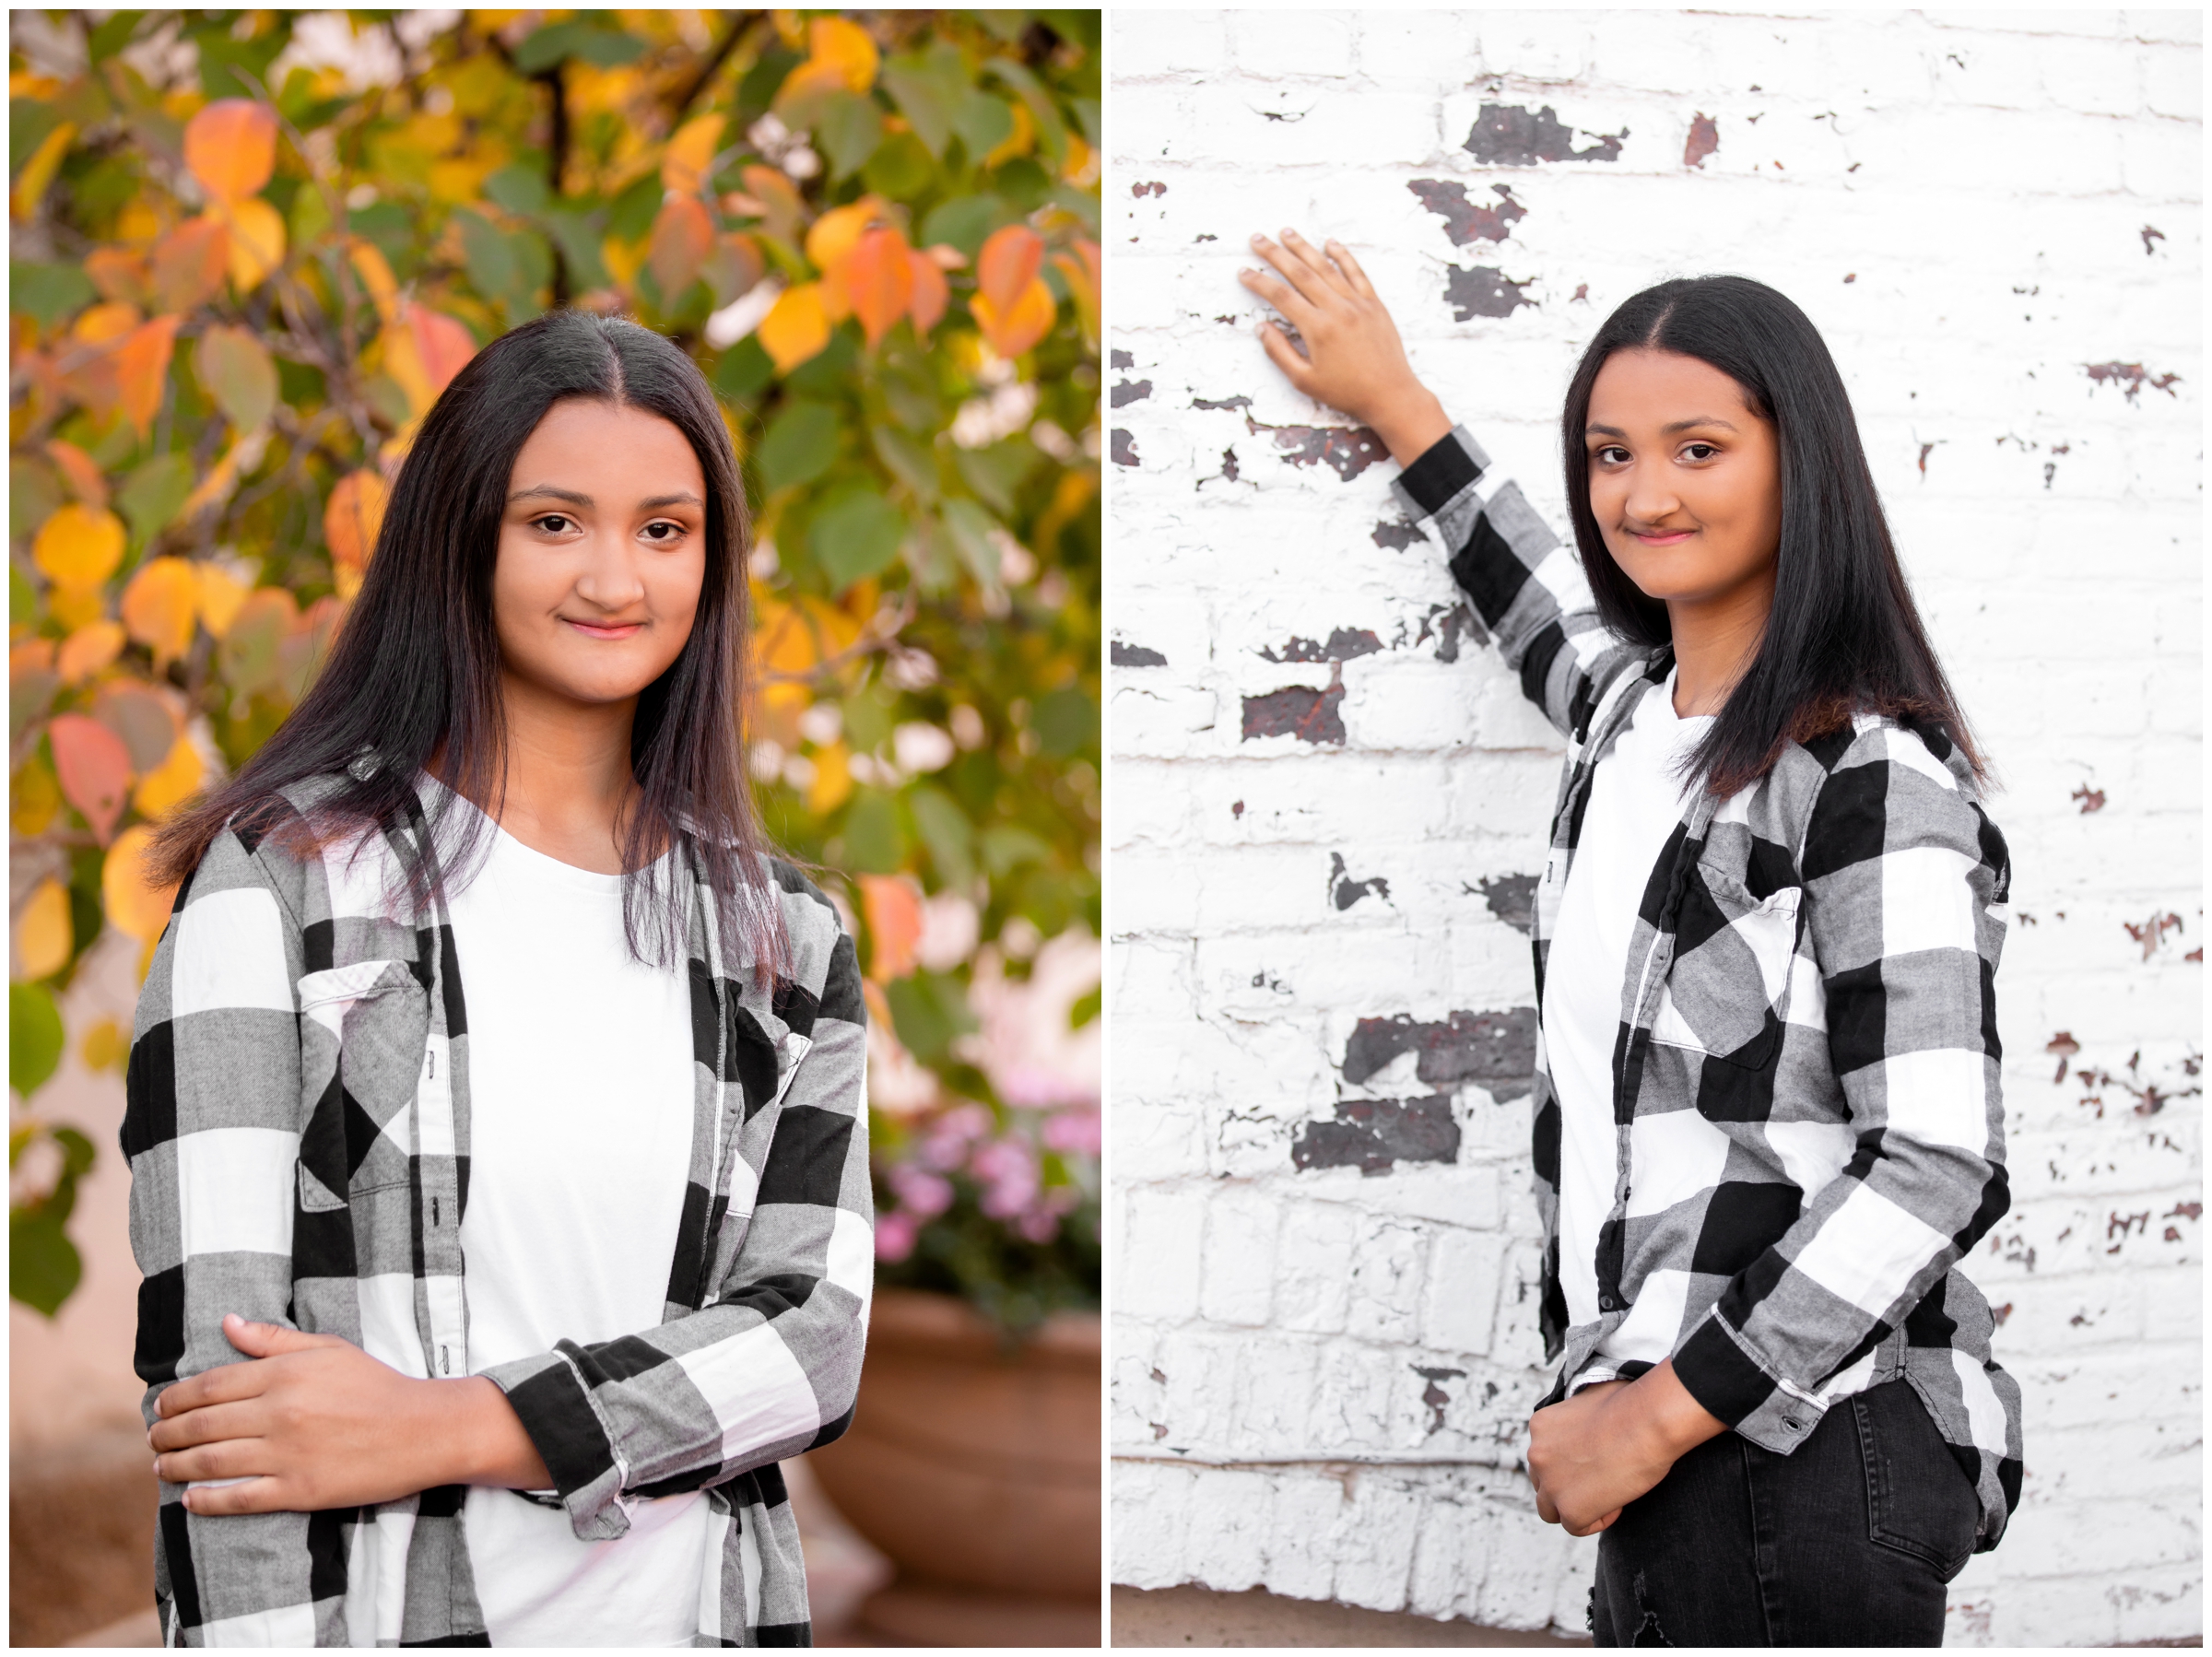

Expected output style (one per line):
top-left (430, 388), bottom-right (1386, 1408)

top-left (1415, 601), bottom-right (1486, 662)
top-left (1290, 1095), bottom-right (1460, 1174)
top-left (2142, 224), bottom-right (2166, 255)
top-left (1329, 851), bottom-right (1391, 911)
top-left (1112, 378), bottom-right (1154, 406)
top-left (1244, 416), bottom-right (1388, 480)
top-left (1342, 1008), bottom-right (1539, 1099)
top-left (1475, 874), bottom-right (1538, 934)
top-left (2124, 911), bottom-right (2186, 959)
top-left (1193, 393), bottom-right (1253, 411)
top-left (1412, 1365), bottom-right (1467, 1433)
top-left (1463, 101), bottom-right (1627, 166)
top-left (1684, 112), bottom-right (1720, 169)
top-left (2085, 360), bottom-right (2183, 402)
top-left (1241, 664), bottom-right (1347, 745)
top-left (1112, 640), bottom-right (1168, 667)
top-left (1132, 181), bottom-right (1167, 197)
top-left (1407, 179), bottom-right (1527, 246)
top-left (1371, 516), bottom-right (1424, 551)
top-left (1111, 429), bottom-right (1141, 467)
top-left (1444, 265), bottom-right (1536, 321)
top-left (1110, 348), bottom-right (1134, 369)
top-left (1261, 628), bottom-right (1382, 664)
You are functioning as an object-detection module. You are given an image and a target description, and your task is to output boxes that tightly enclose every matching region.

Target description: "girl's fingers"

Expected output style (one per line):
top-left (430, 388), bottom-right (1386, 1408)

top-left (1254, 320), bottom-right (1312, 390)
top-left (1277, 229), bottom-right (1354, 300)
top-left (149, 1398), bottom-right (259, 1453)
top-left (1248, 234), bottom-right (1326, 311)
top-left (179, 1475), bottom-right (287, 1517)
top-left (1324, 238), bottom-right (1378, 300)
top-left (1237, 264), bottom-right (1314, 328)
top-left (159, 1436), bottom-right (268, 1487)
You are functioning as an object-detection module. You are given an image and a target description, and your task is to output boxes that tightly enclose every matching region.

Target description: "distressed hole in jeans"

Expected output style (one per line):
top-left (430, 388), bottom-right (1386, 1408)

top-left (1632, 1570), bottom-right (1674, 1647)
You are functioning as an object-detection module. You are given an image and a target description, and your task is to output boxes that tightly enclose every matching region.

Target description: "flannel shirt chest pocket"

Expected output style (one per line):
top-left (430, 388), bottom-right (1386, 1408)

top-left (1651, 862), bottom-right (1803, 1070)
top-left (296, 959), bottom-right (430, 1209)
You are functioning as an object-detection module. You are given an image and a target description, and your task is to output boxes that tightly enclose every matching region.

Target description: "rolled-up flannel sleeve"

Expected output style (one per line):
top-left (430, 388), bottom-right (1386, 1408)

top-left (482, 922), bottom-right (872, 1542)
top-left (1389, 423), bottom-right (1634, 737)
top-left (124, 830), bottom-right (335, 1646)
top-left (1672, 725), bottom-right (2012, 1451)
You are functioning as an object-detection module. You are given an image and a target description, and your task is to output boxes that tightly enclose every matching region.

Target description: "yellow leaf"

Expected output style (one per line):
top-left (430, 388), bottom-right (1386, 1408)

top-left (983, 100), bottom-right (1034, 170)
top-left (806, 740), bottom-right (853, 815)
top-left (103, 824), bottom-right (180, 945)
top-left (115, 201), bottom-right (162, 244)
top-left (805, 196), bottom-right (888, 275)
top-left (195, 563), bottom-right (251, 638)
top-left (663, 112), bottom-right (725, 195)
top-left (180, 425), bottom-right (270, 523)
top-left (72, 301), bottom-right (141, 344)
top-left (183, 100), bottom-right (277, 202)
top-left (81, 1017), bottom-right (130, 1075)
top-left (134, 732), bottom-right (206, 818)
top-left (349, 240), bottom-right (401, 325)
top-left (32, 504), bottom-right (126, 590)
top-left (56, 619), bottom-right (126, 685)
top-left (602, 233), bottom-right (648, 292)
top-left (17, 878), bottom-right (73, 979)
top-left (325, 470), bottom-right (389, 599)
top-left (49, 586), bottom-right (105, 630)
top-left (807, 17), bottom-right (878, 92)
top-left (758, 282), bottom-right (830, 373)
top-left (224, 196), bottom-right (287, 289)
top-left (971, 276), bottom-right (1058, 360)
top-left (121, 557), bottom-right (200, 665)
top-left (11, 754), bottom-right (61, 836)
top-left (11, 121), bottom-right (76, 221)
top-left (428, 156), bottom-right (494, 206)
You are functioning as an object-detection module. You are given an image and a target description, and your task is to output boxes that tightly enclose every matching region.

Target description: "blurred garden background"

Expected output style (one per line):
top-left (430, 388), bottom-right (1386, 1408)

top-left (8, 7), bottom-right (1100, 1645)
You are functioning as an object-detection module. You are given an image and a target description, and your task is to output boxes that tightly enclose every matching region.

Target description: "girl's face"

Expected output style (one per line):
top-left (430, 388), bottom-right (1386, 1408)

top-left (1583, 347), bottom-right (1783, 612)
top-left (492, 398), bottom-right (709, 711)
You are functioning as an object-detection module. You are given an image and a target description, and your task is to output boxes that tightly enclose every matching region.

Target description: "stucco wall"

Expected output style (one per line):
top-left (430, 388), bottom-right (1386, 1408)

top-left (1106, 8), bottom-right (2202, 1644)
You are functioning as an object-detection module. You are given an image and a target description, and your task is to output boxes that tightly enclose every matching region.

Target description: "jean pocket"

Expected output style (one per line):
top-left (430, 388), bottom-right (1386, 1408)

top-left (1855, 1383), bottom-right (1979, 1581)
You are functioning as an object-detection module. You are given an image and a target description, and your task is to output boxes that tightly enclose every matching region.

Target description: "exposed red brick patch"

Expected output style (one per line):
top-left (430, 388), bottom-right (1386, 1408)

top-left (1684, 112), bottom-right (1720, 169)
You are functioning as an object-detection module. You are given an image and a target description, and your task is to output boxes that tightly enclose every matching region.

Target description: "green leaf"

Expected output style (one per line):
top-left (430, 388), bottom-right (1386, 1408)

top-left (10, 100), bottom-right (65, 179)
top-left (12, 457), bottom-right (62, 539)
top-left (1068, 982), bottom-right (1101, 1029)
top-left (810, 483), bottom-right (906, 589)
top-left (713, 336), bottom-right (774, 406)
top-left (10, 565), bottom-right (36, 629)
top-left (347, 201), bottom-right (413, 272)
top-left (87, 11), bottom-right (148, 65)
top-left (484, 163), bottom-right (550, 217)
top-left (1033, 686), bottom-right (1095, 757)
top-left (871, 423), bottom-right (939, 499)
top-left (117, 452), bottom-right (196, 550)
top-left (606, 171), bottom-right (662, 243)
top-left (756, 399), bottom-right (843, 494)
top-left (572, 29), bottom-right (646, 68)
top-left (879, 45), bottom-right (966, 158)
top-left (542, 207), bottom-right (611, 290)
top-left (862, 131), bottom-right (935, 203)
top-left (885, 970), bottom-right (977, 1063)
top-left (11, 1207), bottom-right (82, 1318)
top-left (10, 982), bottom-right (64, 1099)
top-left (919, 194), bottom-right (1010, 261)
top-left (453, 206), bottom-right (521, 301)
top-left (985, 58), bottom-right (1068, 169)
top-left (189, 22), bottom-right (286, 102)
top-left (513, 19), bottom-right (643, 74)
top-left (197, 328), bottom-right (279, 434)
top-left (941, 498), bottom-right (1004, 588)
top-left (951, 93), bottom-right (1016, 162)
top-left (9, 260), bottom-right (94, 327)
top-left (816, 92), bottom-right (884, 182)
top-left (954, 437), bottom-right (1041, 516)
top-left (909, 784), bottom-right (976, 887)
top-left (841, 789), bottom-right (904, 873)
top-left (981, 823), bottom-right (1052, 876)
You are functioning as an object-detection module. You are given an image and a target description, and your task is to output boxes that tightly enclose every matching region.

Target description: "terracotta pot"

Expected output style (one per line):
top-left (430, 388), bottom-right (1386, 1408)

top-left (806, 1288), bottom-right (1100, 1600)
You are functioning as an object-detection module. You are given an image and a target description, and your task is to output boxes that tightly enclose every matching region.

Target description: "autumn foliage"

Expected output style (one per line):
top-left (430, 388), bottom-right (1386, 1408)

top-left (8, 10), bottom-right (1100, 1322)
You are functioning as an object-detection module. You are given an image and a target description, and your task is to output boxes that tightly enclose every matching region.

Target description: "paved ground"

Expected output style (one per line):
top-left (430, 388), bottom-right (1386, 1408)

top-left (1112, 1584), bottom-right (1589, 1647)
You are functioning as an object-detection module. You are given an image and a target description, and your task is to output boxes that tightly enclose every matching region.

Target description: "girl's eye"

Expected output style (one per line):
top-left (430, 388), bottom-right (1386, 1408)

top-left (1683, 442), bottom-right (1719, 462)
top-left (1594, 446), bottom-right (1630, 465)
top-left (642, 521), bottom-right (684, 543)
top-left (535, 514), bottom-right (571, 535)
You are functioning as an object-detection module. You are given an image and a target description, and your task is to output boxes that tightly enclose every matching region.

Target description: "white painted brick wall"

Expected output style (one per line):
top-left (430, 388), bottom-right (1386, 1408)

top-left (1106, 9), bottom-right (2201, 1645)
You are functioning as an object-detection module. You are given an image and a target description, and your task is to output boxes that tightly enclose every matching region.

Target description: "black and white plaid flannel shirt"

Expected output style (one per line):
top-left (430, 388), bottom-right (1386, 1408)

top-left (1394, 426), bottom-right (2023, 1551)
top-left (123, 775), bottom-right (871, 1644)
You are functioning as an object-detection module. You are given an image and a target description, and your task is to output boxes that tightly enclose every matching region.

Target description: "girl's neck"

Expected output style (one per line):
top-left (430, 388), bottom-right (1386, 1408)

top-left (1667, 563), bottom-right (1776, 719)
top-left (486, 670), bottom-right (641, 875)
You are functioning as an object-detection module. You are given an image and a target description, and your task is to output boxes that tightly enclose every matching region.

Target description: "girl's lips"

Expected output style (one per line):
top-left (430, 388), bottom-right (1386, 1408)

top-left (563, 617), bottom-right (643, 639)
top-left (1630, 530), bottom-right (1695, 546)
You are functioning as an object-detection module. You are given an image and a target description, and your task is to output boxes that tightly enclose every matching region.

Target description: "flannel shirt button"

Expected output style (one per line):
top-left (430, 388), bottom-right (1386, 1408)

top-left (1783, 1418), bottom-right (1804, 1431)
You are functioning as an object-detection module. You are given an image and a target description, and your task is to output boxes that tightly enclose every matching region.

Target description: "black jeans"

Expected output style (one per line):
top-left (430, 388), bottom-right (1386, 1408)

top-left (1592, 1379), bottom-right (1980, 1647)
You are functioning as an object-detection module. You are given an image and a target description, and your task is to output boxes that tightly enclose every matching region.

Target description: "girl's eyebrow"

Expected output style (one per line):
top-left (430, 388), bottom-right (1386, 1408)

top-left (638, 491), bottom-right (704, 511)
top-left (508, 487), bottom-right (704, 510)
top-left (1583, 417), bottom-right (1741, 439)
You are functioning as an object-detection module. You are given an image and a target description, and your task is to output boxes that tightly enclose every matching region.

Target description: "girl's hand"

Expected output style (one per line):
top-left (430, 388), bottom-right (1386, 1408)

top-left (1238, 229), bottom-right (1453, 466)
top-left (147, 1313), bottom-right (550, 1514)
top-left (1526, 1361), bottom-right (1728, 1536)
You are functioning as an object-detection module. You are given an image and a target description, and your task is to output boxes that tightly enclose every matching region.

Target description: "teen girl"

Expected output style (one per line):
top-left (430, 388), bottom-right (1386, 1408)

top-left (124, 311), bottom-right (870, 1646)
top-left (1241, 235), bottom-right (2020, 1646)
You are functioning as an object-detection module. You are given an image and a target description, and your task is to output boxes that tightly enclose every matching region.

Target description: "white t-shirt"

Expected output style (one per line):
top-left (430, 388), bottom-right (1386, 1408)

top-left (443, 813), bottom-right (710, 1647)
top-left (1543, 673), bottom-right (1713, 1369)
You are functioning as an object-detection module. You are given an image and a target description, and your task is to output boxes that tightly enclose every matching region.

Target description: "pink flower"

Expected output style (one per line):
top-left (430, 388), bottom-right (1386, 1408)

top-left (1042, 1108), bottom-right (1101, 1157)
top-left (888, 1165), bottom-right (955, 1219)
top-left (875, 1210), bottom-right (920, 1263)
top-left (1014, 1208), bottom-right (1061, 1244)
top-left (971, 1136), bottom-right (1039, 1218)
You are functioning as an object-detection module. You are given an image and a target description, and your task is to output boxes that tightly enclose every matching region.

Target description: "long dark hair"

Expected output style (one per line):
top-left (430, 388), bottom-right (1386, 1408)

top-left (1560, 275), bottom-right (1985, 796)
top-left (156, 309), bottom-right (785, 974)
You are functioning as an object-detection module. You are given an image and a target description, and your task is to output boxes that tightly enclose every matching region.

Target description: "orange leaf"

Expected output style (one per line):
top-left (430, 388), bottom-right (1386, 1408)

top-left (844, 224), bottom-right (913, 348)
top-left (907, 250), bottom-right (948, 335)
top-left (56, 619), bottom-right (125, 685)
top-left (184, 99), bottom-right (277, 203)
top-left (43, 440), bottom-right (108, 511)
top-left (194, 563), bottom-right (251, 638)
top-left (116, 314), bottom-right (181, 438)
top-left (662, 112), bottom-right (724, 195)
top-left (758, 283), bottom-right (831, 374)
top-left (970, 276), bottom-right (1057, 360)
top-left (48, 711), bottom-right (134, 843)
top-left (348, 240), bottom-right (401, 325)
top-left (648, 195), bottom-right (715, 300)
top-left (152, 215), bottom-right (229, 314)
top-left (406, 305), bottom-right (477, 400)
top-left (858, 874), bottom-right (923, 980)
top-left (738, 165), bottom-right (804, 244)
top-left (977, 224), bottom-right (1044, 315)
top-left (32, 504), bottom-right (125, 590)
top-left (103, 823), bottom-right (181, 942)
top-left (84, 245), bottom-right (152, 308)
top-left (134, 731), bottom-right (206, 818)
top-left (805, 196), bottom-right (888, 276)
top-left (808, 17), bottom-right (879, 92)
top-left (325, 470), bottom-right (389, 599)
top-left (121, 557), bottom-right (200, 666)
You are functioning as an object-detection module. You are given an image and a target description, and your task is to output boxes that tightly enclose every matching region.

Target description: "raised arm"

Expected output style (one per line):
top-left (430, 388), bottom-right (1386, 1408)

top-left (1241, 229), bottom-right (1634, 737)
